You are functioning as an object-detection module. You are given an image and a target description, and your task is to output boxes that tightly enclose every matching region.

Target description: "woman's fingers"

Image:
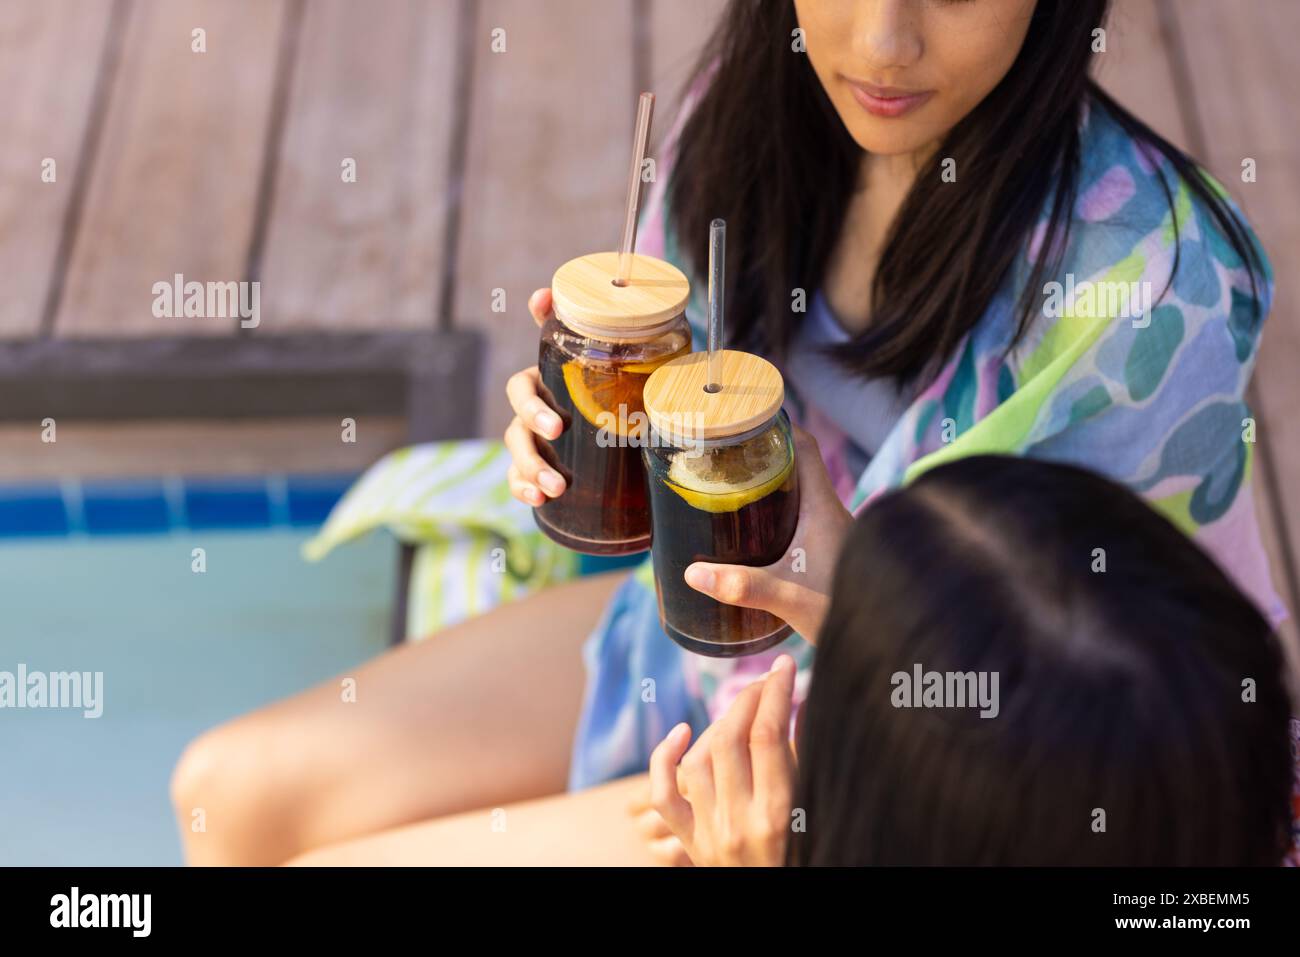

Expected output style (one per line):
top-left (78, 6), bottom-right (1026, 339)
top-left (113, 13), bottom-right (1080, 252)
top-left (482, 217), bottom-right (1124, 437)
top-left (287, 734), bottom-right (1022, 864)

top-left (646, 666), bottom-right (797, 867)
top-left (503, 363), bottom-right (565, 501)
top-left (631, 806), bottom-right (673, 841)
top-left (637, 759), bottom-right (697, 865)
top-left (649, 723), bottom-right (696, 839)
top-left (506, 462), bottom-right (544, 507)
top-left (527, 288), bottom-right (554, 327)
top-left (683, 544), bottom-right (834, 639)
top-left (505, 367), bottom-right (563, 440)
top-left (790, 426), bottom-right (830, 492)
top-left (648, 835), bottom-right (694, 867)
top-left (791, 426), bottom-right (852, 533)
top-left (504, 290), bottom-right (560, 506)
top-left (503, 417), bottom-right (566, 498)
top-left (684, 563), bottom-right (806, 617)
top-left (709, 678), bottom-right (767, 802)
top-left (749, 655), bottom-right (797, 808)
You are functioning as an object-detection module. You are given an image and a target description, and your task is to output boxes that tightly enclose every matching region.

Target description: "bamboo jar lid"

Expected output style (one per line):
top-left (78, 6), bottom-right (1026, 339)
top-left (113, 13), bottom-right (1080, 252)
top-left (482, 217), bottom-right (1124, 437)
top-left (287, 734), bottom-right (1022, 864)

top-left (551, 252), bottom-right (690, 338)
top-left (643, 350), bottom-right (785, 443)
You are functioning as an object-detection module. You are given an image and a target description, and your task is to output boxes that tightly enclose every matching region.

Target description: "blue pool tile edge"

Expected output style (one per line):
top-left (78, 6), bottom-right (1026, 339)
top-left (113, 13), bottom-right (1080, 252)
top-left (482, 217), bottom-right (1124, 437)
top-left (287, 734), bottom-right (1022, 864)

top-left (0, 473), bottom-right (357, 539)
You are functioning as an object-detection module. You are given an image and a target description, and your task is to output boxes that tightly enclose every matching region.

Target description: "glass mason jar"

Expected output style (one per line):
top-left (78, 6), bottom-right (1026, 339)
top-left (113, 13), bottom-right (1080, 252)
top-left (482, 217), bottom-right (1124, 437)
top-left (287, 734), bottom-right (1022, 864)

top-left (642, 351), bottom-right (800, 656)
top-left (533, 252), bottom-right (691, 556)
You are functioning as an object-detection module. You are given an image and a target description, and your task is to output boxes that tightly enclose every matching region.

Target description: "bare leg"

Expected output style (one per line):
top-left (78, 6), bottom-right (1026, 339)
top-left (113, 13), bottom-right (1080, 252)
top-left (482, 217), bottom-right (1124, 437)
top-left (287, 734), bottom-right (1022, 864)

top-left (171, 571), bottom-right (626, 865)
top-left (285, 773), bottom-right (663, 866)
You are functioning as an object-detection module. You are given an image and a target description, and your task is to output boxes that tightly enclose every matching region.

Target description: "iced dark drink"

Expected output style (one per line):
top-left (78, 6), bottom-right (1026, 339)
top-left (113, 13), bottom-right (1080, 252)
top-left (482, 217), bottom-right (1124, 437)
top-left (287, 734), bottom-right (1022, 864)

top-left (642, 351), bottom-right (800, 656)
top-left (533, 251), bottom-right (691, 555)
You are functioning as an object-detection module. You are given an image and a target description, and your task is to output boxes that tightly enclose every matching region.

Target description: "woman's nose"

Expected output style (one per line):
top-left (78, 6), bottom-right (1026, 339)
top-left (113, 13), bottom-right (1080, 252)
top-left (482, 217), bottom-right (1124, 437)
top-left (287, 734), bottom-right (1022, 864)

top-left (850, 0), bottom-right (924, 72)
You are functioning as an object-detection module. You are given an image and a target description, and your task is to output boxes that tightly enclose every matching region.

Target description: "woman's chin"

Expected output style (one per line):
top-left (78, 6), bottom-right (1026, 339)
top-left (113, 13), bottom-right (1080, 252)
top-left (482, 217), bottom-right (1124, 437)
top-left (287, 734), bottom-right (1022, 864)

top-left (841, 120), bottom-right (938, 158)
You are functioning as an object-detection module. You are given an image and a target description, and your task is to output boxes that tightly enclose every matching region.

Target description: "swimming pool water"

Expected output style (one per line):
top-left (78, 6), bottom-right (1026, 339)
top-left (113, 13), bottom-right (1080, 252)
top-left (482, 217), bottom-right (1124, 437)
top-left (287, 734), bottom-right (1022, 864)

top-left (0, 517), bottom-right (396, 865)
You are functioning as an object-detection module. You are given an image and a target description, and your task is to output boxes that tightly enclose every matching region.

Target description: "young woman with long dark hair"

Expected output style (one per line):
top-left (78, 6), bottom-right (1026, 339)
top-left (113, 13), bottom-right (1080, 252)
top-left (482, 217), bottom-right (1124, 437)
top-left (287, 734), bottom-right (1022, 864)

top-left (649, 457), bottom-right (1298, 866)
top-left (172, 1), bottom-right (1285, 864)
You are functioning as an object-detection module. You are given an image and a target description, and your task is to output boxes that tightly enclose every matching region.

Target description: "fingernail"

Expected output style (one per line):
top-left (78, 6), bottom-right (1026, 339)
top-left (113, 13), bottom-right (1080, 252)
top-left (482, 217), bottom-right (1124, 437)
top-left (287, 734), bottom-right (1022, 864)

top-left (538, 470), bottom-right (565, 496)
top-left (685, 565), bottom-right (715, 593)
top-left (760, 656), bottom-right (793, 680)
top-left (525, 486), bottom-right (543, 505)
top-left (536, 410), bottom-right (561, 434)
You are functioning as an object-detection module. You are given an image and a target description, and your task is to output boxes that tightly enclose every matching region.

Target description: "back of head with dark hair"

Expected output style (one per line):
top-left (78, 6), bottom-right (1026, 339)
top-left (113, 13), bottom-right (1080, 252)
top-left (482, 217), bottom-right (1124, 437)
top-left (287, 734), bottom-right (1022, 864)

top-left (789, 455), bottom-right (1293, 866)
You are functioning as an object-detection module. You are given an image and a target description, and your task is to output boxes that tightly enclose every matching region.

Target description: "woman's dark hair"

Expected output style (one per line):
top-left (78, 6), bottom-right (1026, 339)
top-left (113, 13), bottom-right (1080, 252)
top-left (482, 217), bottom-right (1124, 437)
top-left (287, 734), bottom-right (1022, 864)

top-left (669, 0), bottom-right (1266, 387)
top-left (788, 456), bottom-right (1294, 865)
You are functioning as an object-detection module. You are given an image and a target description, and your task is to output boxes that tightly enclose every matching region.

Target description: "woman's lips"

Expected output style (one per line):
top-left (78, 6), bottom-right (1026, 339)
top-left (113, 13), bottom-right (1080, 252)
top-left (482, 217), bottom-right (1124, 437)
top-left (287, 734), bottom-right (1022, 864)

top-left (845, 79), bottom-right (934, 118)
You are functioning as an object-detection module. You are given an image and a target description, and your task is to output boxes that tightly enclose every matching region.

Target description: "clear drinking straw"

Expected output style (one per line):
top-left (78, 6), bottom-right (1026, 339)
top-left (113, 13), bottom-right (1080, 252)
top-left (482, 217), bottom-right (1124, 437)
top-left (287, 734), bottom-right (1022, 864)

top-left (706, 218), bottom-right (726, 393)
top-left (615, 92), bottom-right (655, 287)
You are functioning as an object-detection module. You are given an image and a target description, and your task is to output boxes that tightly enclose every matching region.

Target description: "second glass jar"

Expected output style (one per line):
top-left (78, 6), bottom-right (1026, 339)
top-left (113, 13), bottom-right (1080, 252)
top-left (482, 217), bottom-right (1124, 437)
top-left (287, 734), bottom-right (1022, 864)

top-left (641, 351), bottom-right (800, 656)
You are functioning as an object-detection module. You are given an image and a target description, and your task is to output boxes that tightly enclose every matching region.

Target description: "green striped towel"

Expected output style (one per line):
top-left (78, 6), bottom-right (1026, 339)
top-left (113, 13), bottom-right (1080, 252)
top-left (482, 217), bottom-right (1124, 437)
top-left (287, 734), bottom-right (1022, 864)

top-left (302, 440), bottom-right (579, 640)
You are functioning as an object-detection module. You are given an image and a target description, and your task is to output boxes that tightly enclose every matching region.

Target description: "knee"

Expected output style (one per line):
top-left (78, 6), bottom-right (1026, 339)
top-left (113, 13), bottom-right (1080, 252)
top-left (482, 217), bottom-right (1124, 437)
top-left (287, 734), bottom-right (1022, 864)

top-left (170, 727), bottom-right (225, 822)
top-left (171, 721), bottom-right (282, 863)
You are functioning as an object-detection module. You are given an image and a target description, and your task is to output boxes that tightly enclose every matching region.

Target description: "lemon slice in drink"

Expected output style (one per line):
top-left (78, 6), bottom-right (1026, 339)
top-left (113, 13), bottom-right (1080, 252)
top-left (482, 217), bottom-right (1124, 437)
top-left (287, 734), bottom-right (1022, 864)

top-left (664, 431), bottom-right (794, 513)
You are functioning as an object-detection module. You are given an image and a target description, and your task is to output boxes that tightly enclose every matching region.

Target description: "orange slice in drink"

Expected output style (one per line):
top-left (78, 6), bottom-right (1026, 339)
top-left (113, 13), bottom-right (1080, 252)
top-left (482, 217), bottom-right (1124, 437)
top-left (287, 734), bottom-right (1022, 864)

top-left (562, 361), bottom-right (646, 438)
top-left (561, 346), bottom-right (689, 437)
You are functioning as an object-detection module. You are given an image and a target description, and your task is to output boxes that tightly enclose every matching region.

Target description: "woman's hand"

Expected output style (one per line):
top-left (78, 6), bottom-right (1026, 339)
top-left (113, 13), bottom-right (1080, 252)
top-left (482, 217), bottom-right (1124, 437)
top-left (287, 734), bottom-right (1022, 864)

top-left (627, 798), bottom-right (694, 867)
top-left (504, 288), bottom-right (567, 507)
top-left (683, 427), bottom-right (850, 642)
top-left (649, 654), bottom-right (798, 867)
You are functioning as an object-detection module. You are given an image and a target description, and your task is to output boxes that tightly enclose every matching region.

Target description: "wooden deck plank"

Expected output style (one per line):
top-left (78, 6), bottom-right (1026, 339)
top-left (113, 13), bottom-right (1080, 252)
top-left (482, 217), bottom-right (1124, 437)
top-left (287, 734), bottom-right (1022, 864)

top-left (1168, 0), bottom-right (1300, 660)
top-left (454, 0), bottom-right (635, 435)
top-left (54, 0), bottom-right (287, 337)
top-left (1165, 0), bottom-right (1296, 166)
top-left (0, 0), bottom-right (115, 339)
top-left (257, 0), bottom-right (463, 333)
top-left (0, 416), bottom-right (406, 481)
top-left (1255, 450), bottom-right (1300, 680)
